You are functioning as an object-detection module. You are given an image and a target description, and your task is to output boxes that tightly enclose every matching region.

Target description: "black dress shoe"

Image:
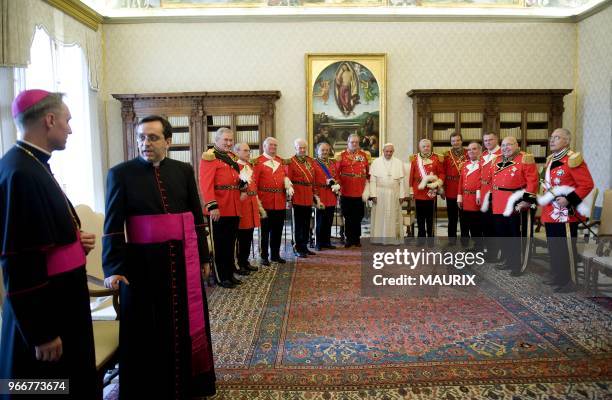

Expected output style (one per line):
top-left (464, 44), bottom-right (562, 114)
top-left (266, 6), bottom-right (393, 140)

top-left (306, 249), bottom-right (316, 255)
top-left (495, 263), bottom-right (512, 271)
top-left (509, 271), bottom-right (523, 277)
top-left (344, 243), bottom-right (353, 248)
top-left (261, 258), bottom-right (271, 266)
top-left (542, 280), bottom-right (558, 286)
top-left (236, 268), bottom-right (251, 276)
top-left (315, 246), bottom-right (323, 251)
top-left (218, 280), bottom-right (236, 289)
top-left (323, 244), bottom-right (336, 249)
top-left (271, 257), bottom-right (286, 264)
top-left (244, 264), bottom-right (259, 272)
top-left (229, 276), bottom-right (243, 285)
top-left (354, 243), bottom-right (362, 247)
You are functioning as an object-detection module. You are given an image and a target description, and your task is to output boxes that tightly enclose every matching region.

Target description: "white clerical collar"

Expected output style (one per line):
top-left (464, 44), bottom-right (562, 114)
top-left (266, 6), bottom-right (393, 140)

top-left (21, 139), bottom-right (51, 156)
top-left (152, 156), bottom-right (166, 167)
top-left (264, 153), bottom-right (276, 160)
top-left (238, 159), bottom-right (248, 165)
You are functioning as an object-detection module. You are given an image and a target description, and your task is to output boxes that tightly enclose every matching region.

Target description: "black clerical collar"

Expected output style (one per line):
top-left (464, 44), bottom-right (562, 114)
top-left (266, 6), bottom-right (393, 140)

top-left (419, 152), bottom-right (431, 159)
top-left (17, 140), bottom-right (51, 164)
top-left (552, 147), bottom-right (569, 161)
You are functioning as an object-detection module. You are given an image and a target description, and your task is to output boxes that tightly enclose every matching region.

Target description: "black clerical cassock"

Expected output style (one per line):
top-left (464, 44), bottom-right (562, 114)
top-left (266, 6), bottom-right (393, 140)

top-left (102, 157), bottom-right (215, 400)
top-left (0, 141), bottom-right (98, 399)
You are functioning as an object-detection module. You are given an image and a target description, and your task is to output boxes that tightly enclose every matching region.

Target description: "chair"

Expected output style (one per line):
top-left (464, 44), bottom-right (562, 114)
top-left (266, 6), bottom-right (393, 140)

top-left (75, 205), bottom-right (120, 395)
top-left (579, 189), bottom-right (612, 294)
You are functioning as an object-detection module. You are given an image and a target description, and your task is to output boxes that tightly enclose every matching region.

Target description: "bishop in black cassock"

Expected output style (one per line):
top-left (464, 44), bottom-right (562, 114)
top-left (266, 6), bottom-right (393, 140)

top-left (0, 90), bottom-right (97, 399)
top-left (102, 116), bottom-right (215, 400)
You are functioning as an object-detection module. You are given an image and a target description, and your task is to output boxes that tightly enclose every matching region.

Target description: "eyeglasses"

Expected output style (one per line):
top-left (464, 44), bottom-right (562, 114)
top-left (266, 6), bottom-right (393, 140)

top-left (137, 134), bottom-right (164, 143)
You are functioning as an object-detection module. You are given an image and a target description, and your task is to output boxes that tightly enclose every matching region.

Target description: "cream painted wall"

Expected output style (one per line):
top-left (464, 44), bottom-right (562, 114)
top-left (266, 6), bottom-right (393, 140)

top-left (578, 5), bottom-right (612, 201)
top-left (103, 21), bottom-right (577, 168)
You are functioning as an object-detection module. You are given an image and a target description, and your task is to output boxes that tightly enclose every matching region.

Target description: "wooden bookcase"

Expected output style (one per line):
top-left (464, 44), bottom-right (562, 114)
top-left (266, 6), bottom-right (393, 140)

top-left (407, 89), bottom-right (572, 168)
top-left (112, 91), bottom-right (281, 175)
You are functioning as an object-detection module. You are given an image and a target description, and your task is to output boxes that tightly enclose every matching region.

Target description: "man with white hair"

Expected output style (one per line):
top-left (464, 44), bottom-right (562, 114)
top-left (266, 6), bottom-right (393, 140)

top-left (287, 139), bottom-right (317, 257)
top-left (408, 139), bottom-right (445, 237)
top-left (254, 137), bottom-right (294, 265)
top-left (538, 128), bottom-right (594, 292)
top-left (199, 127), bottom-right (247, 288)
top-left (369, 143), bottom-right (406, 244)
top-left (335, 133), bottom-right (371, 247)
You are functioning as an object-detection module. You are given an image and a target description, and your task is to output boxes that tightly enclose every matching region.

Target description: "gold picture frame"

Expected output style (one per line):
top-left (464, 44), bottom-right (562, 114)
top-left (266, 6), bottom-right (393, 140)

top-left (306, 53), bottom-right (386, 158)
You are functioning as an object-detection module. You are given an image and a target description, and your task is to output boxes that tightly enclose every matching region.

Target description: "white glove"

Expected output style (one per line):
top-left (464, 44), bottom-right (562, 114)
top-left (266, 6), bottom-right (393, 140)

top-left (284, 177), bottom-right (294, 198)
top-left (331, 183), bottom-right (341, 195)
top-left (239, 166), bottom-right (253, 184)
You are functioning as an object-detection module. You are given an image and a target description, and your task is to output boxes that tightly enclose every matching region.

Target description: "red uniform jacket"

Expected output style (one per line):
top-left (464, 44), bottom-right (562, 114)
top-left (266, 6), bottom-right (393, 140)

top-left (443, 148), bottom-right (468, 199)
top-left (408, 153), bottom-right (445, 201)
top-left (253, 154), bottom-right (287, 211)
top-left (335, 149), bottom-right (370, 198)
top-left (489, 152), bottom-right (538, 216)
top-left (313, 157), bottom-right (339, 207)
top-left (238, 162), bottom-right (261, 229)
top-left (287, 155), bottom-right (315, 207)
top-left (480, 146), bottom-right (502, 201)
top-left (539, 150), bottom-right (594, 224)
top-left (199, 148), bottom-right (241, 217)
top-left (457, 160), bottom-right (482, 212)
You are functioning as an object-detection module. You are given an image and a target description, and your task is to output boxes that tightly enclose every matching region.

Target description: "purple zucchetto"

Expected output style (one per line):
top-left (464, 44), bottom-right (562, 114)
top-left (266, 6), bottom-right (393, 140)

top-left (11, 89), bottom-right (51, 118)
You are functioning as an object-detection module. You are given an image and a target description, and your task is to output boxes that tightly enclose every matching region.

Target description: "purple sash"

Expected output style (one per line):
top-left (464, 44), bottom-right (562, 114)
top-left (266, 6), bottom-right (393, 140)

top-left (46, 231), bottom-right (86, 276)
top-left (126, 212), bottom-right (211, 375)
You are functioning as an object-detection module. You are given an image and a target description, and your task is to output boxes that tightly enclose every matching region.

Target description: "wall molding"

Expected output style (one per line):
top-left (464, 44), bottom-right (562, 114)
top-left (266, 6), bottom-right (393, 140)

top-left (44, 0), bottom-right (103, 31)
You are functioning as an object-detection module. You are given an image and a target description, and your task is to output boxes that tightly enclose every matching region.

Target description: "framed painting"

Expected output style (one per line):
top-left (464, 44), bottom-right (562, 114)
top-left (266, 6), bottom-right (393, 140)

top-left (306, 53), bottom-right (386, 158)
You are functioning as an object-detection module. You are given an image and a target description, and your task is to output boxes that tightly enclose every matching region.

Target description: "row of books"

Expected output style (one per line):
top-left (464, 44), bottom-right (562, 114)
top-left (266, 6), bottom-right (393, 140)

top-left (236, 130), bottom-right (260, 143)
top-left (500, 112), bottom-right (522, 123)
top-left (432, 129), bottom-right (455, 141)
top-left (432, 112), bottom-right (455, 123)
top-left (526, 144), bottom-right (547, 157)
top-left (460, 112), bottom-right (483, 123)
top-left (459, 128), bottom-right (483, 140)
top-left (168, 150), bottom-right (191, 164)
top-left (210, 115), bottom-right (232, 126)
top-left (500, 127), bottom-right (522, 138)
top-left (433, 146), bottom-right (451, 154)
top-left (171, 131), bottom-right (190, 145)
top-left (236, 114), bottom-right (259, 125)
top-left (526, 129), bottom-right (549, 140)
top-left (168, 115), bottom-right (189, 127)
top-left (527, 112), bottom-right (548, 122)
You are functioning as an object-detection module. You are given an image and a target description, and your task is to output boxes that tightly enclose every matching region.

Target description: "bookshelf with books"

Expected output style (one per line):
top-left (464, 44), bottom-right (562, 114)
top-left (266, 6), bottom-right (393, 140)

top-left (113, 91), bottom-right (280, 176)
top-left (407, 90), bottom-right (571, 164)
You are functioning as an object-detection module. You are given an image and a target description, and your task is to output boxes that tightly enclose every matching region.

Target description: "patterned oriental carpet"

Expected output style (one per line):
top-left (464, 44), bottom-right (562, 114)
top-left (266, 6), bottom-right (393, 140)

top-left (204, 248), bottom-right (612, 399)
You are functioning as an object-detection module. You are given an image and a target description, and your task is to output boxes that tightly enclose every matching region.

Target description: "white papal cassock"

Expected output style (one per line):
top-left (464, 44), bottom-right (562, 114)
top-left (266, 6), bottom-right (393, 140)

top-left (369, 156), bottom-right (406, 245)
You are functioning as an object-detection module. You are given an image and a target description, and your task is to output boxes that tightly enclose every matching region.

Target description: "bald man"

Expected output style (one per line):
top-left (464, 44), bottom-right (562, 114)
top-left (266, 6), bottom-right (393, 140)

top-left (486, 136), bottom-right (538, 276)
top-left (288, 139), bottom-right (316, 257)
top-left (538, 128), bottom-right (594, 293)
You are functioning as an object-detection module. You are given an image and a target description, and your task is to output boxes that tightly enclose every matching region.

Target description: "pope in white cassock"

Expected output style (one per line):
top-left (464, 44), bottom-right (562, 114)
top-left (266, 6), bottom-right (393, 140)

top-left (369, 143), bottom-right (406, 244)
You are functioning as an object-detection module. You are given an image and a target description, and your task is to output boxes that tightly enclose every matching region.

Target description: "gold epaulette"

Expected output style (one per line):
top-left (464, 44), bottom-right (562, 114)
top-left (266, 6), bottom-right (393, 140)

top-left (364, 150), bottom-right (372, 162)
top-left (201, 148), bottom-right (216, 161)
top-left (521, 152), bottom-right (535, 164)
top-left (408, 154), bottom-right (416, 163)
top-left (546, 153), bottom-right (553, 161)
top-left (568, 151), bottom-right (583, 168)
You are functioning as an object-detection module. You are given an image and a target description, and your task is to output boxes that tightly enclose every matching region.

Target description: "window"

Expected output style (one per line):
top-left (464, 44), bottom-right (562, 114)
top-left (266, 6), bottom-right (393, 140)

top-left (18, 27), bottom-right (96, 209)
